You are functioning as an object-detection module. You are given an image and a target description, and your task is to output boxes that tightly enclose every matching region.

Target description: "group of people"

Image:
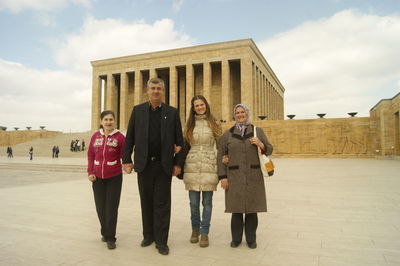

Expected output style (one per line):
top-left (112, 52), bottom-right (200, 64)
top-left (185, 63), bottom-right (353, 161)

top-left (87, 78), bottom-right (273, 255)
top-left (52, 146), bottom-right (60, 158)
top-left (70, 139), bottom-right (85, 152)
top-left (6, 146), bottom-right (13, 158)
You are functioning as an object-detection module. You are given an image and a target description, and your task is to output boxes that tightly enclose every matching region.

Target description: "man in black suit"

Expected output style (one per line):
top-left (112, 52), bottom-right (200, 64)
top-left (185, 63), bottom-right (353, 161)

top-left (123, 77), bottom-right (183, 255)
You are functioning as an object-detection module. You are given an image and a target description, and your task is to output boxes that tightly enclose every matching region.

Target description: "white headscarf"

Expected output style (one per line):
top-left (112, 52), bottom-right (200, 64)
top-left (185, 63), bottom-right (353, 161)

top-left (233, 103), bottom-right (250, 136)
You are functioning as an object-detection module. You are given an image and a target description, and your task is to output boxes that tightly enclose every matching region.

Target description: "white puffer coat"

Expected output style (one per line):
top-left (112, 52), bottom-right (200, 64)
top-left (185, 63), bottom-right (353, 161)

top-left (183, 115), bottom-right (219, 191)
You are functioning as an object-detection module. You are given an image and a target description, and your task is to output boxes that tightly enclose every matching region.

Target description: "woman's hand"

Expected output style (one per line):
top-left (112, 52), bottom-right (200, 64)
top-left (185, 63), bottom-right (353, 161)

top-left (220, 178), bottom-right (229, 190)
top-left (88, 174), bottom-right (96, 182)
top-left (249, 137), bottom-right (264, 150)
top-left (174, 144), bottom-right (182, 154)
top-left (222, 155), bottom-right (229, 164)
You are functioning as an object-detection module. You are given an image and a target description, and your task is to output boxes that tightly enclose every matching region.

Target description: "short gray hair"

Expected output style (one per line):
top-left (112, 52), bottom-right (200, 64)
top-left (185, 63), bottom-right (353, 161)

top-left (147, 77), bottom-right (165, 89)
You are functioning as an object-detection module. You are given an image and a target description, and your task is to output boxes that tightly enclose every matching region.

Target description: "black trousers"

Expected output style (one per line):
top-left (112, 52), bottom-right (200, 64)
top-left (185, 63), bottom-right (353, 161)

top-left (231, 213), bottom-right (258, 244)
top-left (137, 161), bottom-right (172, 246)
top-left (92, 174), bottom-right (122, 242)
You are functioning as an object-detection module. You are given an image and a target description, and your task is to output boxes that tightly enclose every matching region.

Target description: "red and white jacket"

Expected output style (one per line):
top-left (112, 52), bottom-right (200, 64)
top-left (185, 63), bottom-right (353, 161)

top-left (87, 129), bottom-right (125, 179)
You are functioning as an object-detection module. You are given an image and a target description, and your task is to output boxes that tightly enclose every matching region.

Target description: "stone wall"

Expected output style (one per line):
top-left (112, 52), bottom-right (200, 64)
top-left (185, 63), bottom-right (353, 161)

top-left (369, 92), bottom-right (400, 156)
top-left (0, 130), bottom-right (62, 147)
top-left (221, 117), bottom-right (373, 158)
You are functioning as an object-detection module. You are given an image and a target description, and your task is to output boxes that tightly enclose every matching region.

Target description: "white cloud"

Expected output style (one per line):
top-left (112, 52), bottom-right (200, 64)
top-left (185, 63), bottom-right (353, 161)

top-left (34, 12), bottom-right (56, 27)
top-left (172, 0), bottom-right (185, 12)
top-left (0, 58), bottom-right (90, 131)
top-left (258, 9), bottom-right (400, 118)
top-left (0, 0), bottom-right (92, 13)
top-left (54, 17), bottom-right (193, 73)
top-left (0, 17), bottom-right (194, 132)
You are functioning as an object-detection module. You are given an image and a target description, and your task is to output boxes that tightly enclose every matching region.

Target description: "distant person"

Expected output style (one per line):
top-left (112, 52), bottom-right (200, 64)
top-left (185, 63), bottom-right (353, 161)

top-left (87, 110), bottom-right (125, 250)
top-left (55, 146), bottom-right (60, 158)
top-left (10, 147), bottom-right (13, 158)
top-left (7, 146), bottom-right (13, 158)
top-left (52, 146), bottom-right (56, 158)
top-left (29, 147), bottom-right (33, 160)
top-left (82, 139), bottom-right (86, 151)
top-left (217, 104), bottom-right (273, 249)
top-left (177, 95), bottom-right (221, 247)
top-left (122, 77), bottom-right (183, 255)
top-left (70, 140), bottom-right (74, 152)
top-left (77, 140), bottom-right (81, 151)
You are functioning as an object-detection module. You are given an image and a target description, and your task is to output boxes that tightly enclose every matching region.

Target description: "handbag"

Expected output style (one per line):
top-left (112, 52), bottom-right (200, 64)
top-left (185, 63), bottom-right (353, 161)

top-left (254, 126), bottom-right (274, 177)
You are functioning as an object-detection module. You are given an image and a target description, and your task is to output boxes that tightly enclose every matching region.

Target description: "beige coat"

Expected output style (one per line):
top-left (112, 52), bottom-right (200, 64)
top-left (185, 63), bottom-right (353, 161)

top-left (217, 124), bottom-right (273, 213)
top-left (183, 115), bottom-right (219, 191)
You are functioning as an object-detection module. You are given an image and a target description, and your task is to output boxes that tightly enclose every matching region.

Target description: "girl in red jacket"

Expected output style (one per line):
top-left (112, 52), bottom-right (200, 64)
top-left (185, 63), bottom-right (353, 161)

top-left (87, 110), bottom-right (125, 249)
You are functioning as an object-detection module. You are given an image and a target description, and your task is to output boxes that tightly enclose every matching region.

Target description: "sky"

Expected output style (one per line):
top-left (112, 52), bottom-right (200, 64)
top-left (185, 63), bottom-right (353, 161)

top-left (0, 0), bottom-right (399, 132)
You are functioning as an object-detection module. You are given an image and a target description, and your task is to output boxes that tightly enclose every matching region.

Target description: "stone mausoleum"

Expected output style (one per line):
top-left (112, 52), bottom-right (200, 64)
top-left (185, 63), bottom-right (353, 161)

top-left (90, 39), bottom-right (285, 131)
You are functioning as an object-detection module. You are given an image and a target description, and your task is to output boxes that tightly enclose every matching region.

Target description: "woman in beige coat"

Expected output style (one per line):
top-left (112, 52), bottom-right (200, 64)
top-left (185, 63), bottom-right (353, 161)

top-left (179, 95), bottom-right (221, 248)
top-left (217, 104), bottom-right (273, 249)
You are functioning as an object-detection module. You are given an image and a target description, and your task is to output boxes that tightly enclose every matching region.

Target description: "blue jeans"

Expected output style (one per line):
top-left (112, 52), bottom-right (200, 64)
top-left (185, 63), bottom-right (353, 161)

top-left (189, 191), bottom-right (213, 235)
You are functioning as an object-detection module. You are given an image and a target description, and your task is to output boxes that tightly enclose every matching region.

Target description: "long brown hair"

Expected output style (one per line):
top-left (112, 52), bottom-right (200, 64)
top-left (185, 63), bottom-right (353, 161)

top-left (184, 95), bottom-right (221, 144)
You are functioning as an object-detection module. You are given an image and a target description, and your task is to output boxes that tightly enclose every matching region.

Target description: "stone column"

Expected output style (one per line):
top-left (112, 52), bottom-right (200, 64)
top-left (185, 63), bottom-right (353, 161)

top-left (169, 66), bottom-right (178, 107)
top-left (260, 74), bottom-right (266, 115)
top-left (221, 60), bottom-right (231, 121)
top-left (203, 62), bottom-right (211, 102)
top-left (134, 70), bottom-right (142, 106)
top-left (91, 74), bottom-right (101, 131)
top-left (119, 72), bottom-right (128, 131)
top-left (268, 83), bottom-right (272, 120)
top-left (255, 68), bottom-right (260, 118)
top-left (241, 58), bottom-right (254, 119)
top-left (106, 73), bottom-right (119, 126)
top-left (150, 68), bottom-right (157, 79)
top-left (258, 70), bottom-right (263, 117)
top-left (186, 64), bottom-right (194, 118)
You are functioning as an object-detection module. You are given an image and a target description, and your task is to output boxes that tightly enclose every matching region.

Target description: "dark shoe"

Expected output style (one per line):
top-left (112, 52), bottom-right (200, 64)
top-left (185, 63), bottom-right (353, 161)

top-left (230, 241), bottom-right (240, 248)
top-left (247, 242), bottom-right (257, 249)
top-left (190, 230), bottom-right (200, 243)
top-left (107, 241), bottom-right (116, 249)
top-left (101, 236), bottom-right (106, 242)
top-left (156, 245), bottom-right (169, 255)
top-left (141, 238), bottom-right (154, 247)
top-left (199, 234), bottom-right (209, 248)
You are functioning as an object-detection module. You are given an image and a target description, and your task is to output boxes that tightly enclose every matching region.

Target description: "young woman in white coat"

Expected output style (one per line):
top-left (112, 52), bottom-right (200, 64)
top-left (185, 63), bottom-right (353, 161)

top-left (178, 95), bottom-right (221, 247)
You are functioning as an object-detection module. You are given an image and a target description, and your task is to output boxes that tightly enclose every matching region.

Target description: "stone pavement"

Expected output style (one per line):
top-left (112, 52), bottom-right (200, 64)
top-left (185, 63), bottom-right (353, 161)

top-left (0, 156), bottom-right (399, 266)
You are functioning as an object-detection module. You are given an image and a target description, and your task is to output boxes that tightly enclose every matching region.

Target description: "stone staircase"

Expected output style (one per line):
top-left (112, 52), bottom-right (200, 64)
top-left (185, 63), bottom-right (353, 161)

top-left (0, 162), bottom-right (86, 173)
top-left (4, 132), bottom-right (92, 158)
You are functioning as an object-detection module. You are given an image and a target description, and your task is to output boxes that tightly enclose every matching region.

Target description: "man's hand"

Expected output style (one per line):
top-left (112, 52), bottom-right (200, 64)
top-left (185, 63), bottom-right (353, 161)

top-left (123, 163), bottom-right (134, 174)
top-left (220, 178), bottom-right (229, 190)
top-left (174, 144), bottom-right (182, 154)
top-left (172, 165), bottom-right (181, 176)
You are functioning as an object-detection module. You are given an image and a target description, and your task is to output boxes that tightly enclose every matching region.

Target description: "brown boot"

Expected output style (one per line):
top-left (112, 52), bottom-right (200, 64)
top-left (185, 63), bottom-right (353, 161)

top-left (199, 234), bottom-right (209, 247)
top-left (190, 230), bottom-right (199, 243)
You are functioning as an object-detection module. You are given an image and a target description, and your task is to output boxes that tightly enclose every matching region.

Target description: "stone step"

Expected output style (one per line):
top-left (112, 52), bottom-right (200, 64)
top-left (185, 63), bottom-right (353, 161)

top-left (0, 163), bottom-right (86, 173)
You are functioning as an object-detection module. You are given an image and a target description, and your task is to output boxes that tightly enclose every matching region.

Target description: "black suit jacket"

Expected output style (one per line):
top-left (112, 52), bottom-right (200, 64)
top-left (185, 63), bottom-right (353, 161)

top-left (122, 102), bottom-right (184, 175)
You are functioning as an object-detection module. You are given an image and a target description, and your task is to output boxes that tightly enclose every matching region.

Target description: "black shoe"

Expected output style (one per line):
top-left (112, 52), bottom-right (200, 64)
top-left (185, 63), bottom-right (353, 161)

top-left (141, 238), bottom-right (154, 247)
top-left (156, 244), bottom-right (169, 255)
top-left (101, 236), bottom-right (107, 242)
top-left (230, 241), bottom-right (240, 248)
top-left (247, 242), bottom-right (257, 249)
top-left (107, 241), bottom-right (116, 249)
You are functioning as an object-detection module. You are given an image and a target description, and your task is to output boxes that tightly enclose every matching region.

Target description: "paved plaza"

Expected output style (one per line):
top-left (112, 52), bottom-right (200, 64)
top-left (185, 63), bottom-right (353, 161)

top-left (0, 156), bottom-right (399, 266)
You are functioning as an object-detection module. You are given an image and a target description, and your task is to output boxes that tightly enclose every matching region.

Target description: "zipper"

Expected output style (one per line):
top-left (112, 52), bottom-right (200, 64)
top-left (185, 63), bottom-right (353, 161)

top-left (102, 134), bottom-right (106, 179)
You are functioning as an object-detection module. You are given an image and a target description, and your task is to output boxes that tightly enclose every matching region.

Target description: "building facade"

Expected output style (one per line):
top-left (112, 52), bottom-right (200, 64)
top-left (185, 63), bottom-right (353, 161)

top-left (91, 39), bottom-right (285, 131)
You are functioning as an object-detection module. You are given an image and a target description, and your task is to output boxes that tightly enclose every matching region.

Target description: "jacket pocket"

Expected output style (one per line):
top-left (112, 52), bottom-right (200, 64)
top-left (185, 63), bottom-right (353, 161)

top-left (107, 160), bottom-right (117, 166)
top-left (228, 165), bottom-right (239, 170)
top-left (250, 164), bottom-right (260, 169)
